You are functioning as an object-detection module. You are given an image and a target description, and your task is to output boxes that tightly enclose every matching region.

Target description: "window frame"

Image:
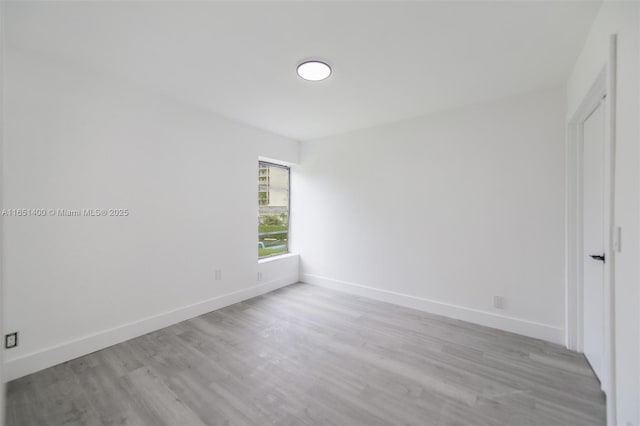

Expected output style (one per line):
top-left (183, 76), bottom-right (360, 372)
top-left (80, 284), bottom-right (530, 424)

top-left (258, 161), bottom-right (290, 259)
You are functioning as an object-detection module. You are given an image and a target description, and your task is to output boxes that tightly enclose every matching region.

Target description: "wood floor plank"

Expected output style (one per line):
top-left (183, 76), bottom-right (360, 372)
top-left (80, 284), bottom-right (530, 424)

top-left (6, 283), bottom-right (606, 425)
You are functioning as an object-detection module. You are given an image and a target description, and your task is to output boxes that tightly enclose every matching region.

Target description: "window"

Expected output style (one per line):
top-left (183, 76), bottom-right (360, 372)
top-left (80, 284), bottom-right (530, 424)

top-left (258, 161), bottom-right (289, 258)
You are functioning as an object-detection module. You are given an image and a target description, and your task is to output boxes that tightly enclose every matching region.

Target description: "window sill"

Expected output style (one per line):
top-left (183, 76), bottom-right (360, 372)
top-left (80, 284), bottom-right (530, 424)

top-left (258, 252), bottom-right (298, 264)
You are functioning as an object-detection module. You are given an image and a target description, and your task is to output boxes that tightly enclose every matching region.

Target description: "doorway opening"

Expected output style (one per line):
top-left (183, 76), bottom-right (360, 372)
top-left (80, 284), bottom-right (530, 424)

top-left (565, 35), bottom-right (617, 425)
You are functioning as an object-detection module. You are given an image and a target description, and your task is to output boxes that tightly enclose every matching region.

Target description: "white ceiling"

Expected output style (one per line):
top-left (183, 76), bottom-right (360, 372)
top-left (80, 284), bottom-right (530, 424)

top-left (5, 1), bottom-right (601, 141)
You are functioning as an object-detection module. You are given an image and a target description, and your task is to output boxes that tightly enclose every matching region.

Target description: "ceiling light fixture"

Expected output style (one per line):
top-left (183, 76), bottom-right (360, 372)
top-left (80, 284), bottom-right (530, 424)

top-left (297, 60), bottom-right (332, 81)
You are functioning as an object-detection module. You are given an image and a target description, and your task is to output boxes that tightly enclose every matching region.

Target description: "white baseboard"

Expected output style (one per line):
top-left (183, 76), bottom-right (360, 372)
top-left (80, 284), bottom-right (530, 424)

top-left (4, 275), bottom-right (298, 382)
top-left (302, 273), bottom-right (564, 345)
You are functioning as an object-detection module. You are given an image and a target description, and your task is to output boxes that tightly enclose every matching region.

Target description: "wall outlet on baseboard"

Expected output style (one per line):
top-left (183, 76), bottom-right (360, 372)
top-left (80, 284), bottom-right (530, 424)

top-left (5, 332), bottom-right (18, 349)
top-left (493, 296), bottom-right (505, 310)
top-left (214, 269), bottom-right (222, 281)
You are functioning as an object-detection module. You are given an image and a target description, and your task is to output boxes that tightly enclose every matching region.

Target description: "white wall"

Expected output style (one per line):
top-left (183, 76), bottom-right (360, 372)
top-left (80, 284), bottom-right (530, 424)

top-left (0, 1), bottom-right (6, 422)
top-left (2, 47), bottom-right (299, 381)
top-left (567, 2), bottom-right (639, 425)
top-left (258, 253), bottom-right (299, 288)
top-left (292, 87), bottom-right (567, 344)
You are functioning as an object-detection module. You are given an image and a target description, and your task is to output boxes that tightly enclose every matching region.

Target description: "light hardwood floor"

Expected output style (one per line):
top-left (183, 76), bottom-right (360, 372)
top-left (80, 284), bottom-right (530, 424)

top-left (6, 283), bottom-right (605, 426)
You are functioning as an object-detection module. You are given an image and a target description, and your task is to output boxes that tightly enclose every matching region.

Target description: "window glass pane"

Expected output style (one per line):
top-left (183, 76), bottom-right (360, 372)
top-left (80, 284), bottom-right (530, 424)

top-left (258, 162), bottom-right (289, 258)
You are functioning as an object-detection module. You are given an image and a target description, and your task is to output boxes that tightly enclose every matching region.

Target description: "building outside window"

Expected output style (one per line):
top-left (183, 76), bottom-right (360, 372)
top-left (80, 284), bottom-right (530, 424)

top-left (258, 161), bottom-right (289, 258)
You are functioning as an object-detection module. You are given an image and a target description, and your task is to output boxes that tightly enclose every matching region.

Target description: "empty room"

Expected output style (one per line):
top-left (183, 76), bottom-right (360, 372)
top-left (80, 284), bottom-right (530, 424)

top-left (0, 1), bottom-right (639, 425)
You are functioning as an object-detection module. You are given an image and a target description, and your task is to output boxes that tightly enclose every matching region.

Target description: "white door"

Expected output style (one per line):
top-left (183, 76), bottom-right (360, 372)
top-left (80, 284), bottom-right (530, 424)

top-left (582, 99), bottom-right (605, 383)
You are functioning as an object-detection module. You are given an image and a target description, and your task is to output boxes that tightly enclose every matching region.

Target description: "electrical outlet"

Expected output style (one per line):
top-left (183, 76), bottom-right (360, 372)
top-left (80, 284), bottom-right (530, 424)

top-left (493, 296), bottom-right (505, 310)
top-left (214, 269), bottom-right (222, 281)
top-left (257, 271), bottom-right (263, 281)
top-left (5, 332), bottom-right (18, 349)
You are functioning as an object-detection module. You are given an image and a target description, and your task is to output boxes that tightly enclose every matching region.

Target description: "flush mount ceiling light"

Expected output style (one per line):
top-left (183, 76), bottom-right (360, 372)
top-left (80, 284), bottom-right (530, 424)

top-left (297, 60), bottom-right (332, 81)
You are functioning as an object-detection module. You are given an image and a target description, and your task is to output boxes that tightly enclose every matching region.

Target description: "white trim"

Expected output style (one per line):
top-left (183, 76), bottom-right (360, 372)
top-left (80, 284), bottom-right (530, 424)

top-left (258, 252), bottom-right (298, 264)
top-left (3, 275), bottom-right (298, 382)
top-left (258, 155), bottom-right (296, 168)
top-left (604, 34), bottom-right (617, 426)
top-left (302, 273), bottom-right (564, 344)
top-left (565, 34), bottom-right (617, 426)
top-left (637, 8), bottom-right (640, 425)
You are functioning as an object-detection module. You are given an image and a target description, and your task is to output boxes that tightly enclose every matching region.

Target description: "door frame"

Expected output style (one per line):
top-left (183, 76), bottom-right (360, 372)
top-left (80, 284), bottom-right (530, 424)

top-left (565, 35), bottom-right (617, 425)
